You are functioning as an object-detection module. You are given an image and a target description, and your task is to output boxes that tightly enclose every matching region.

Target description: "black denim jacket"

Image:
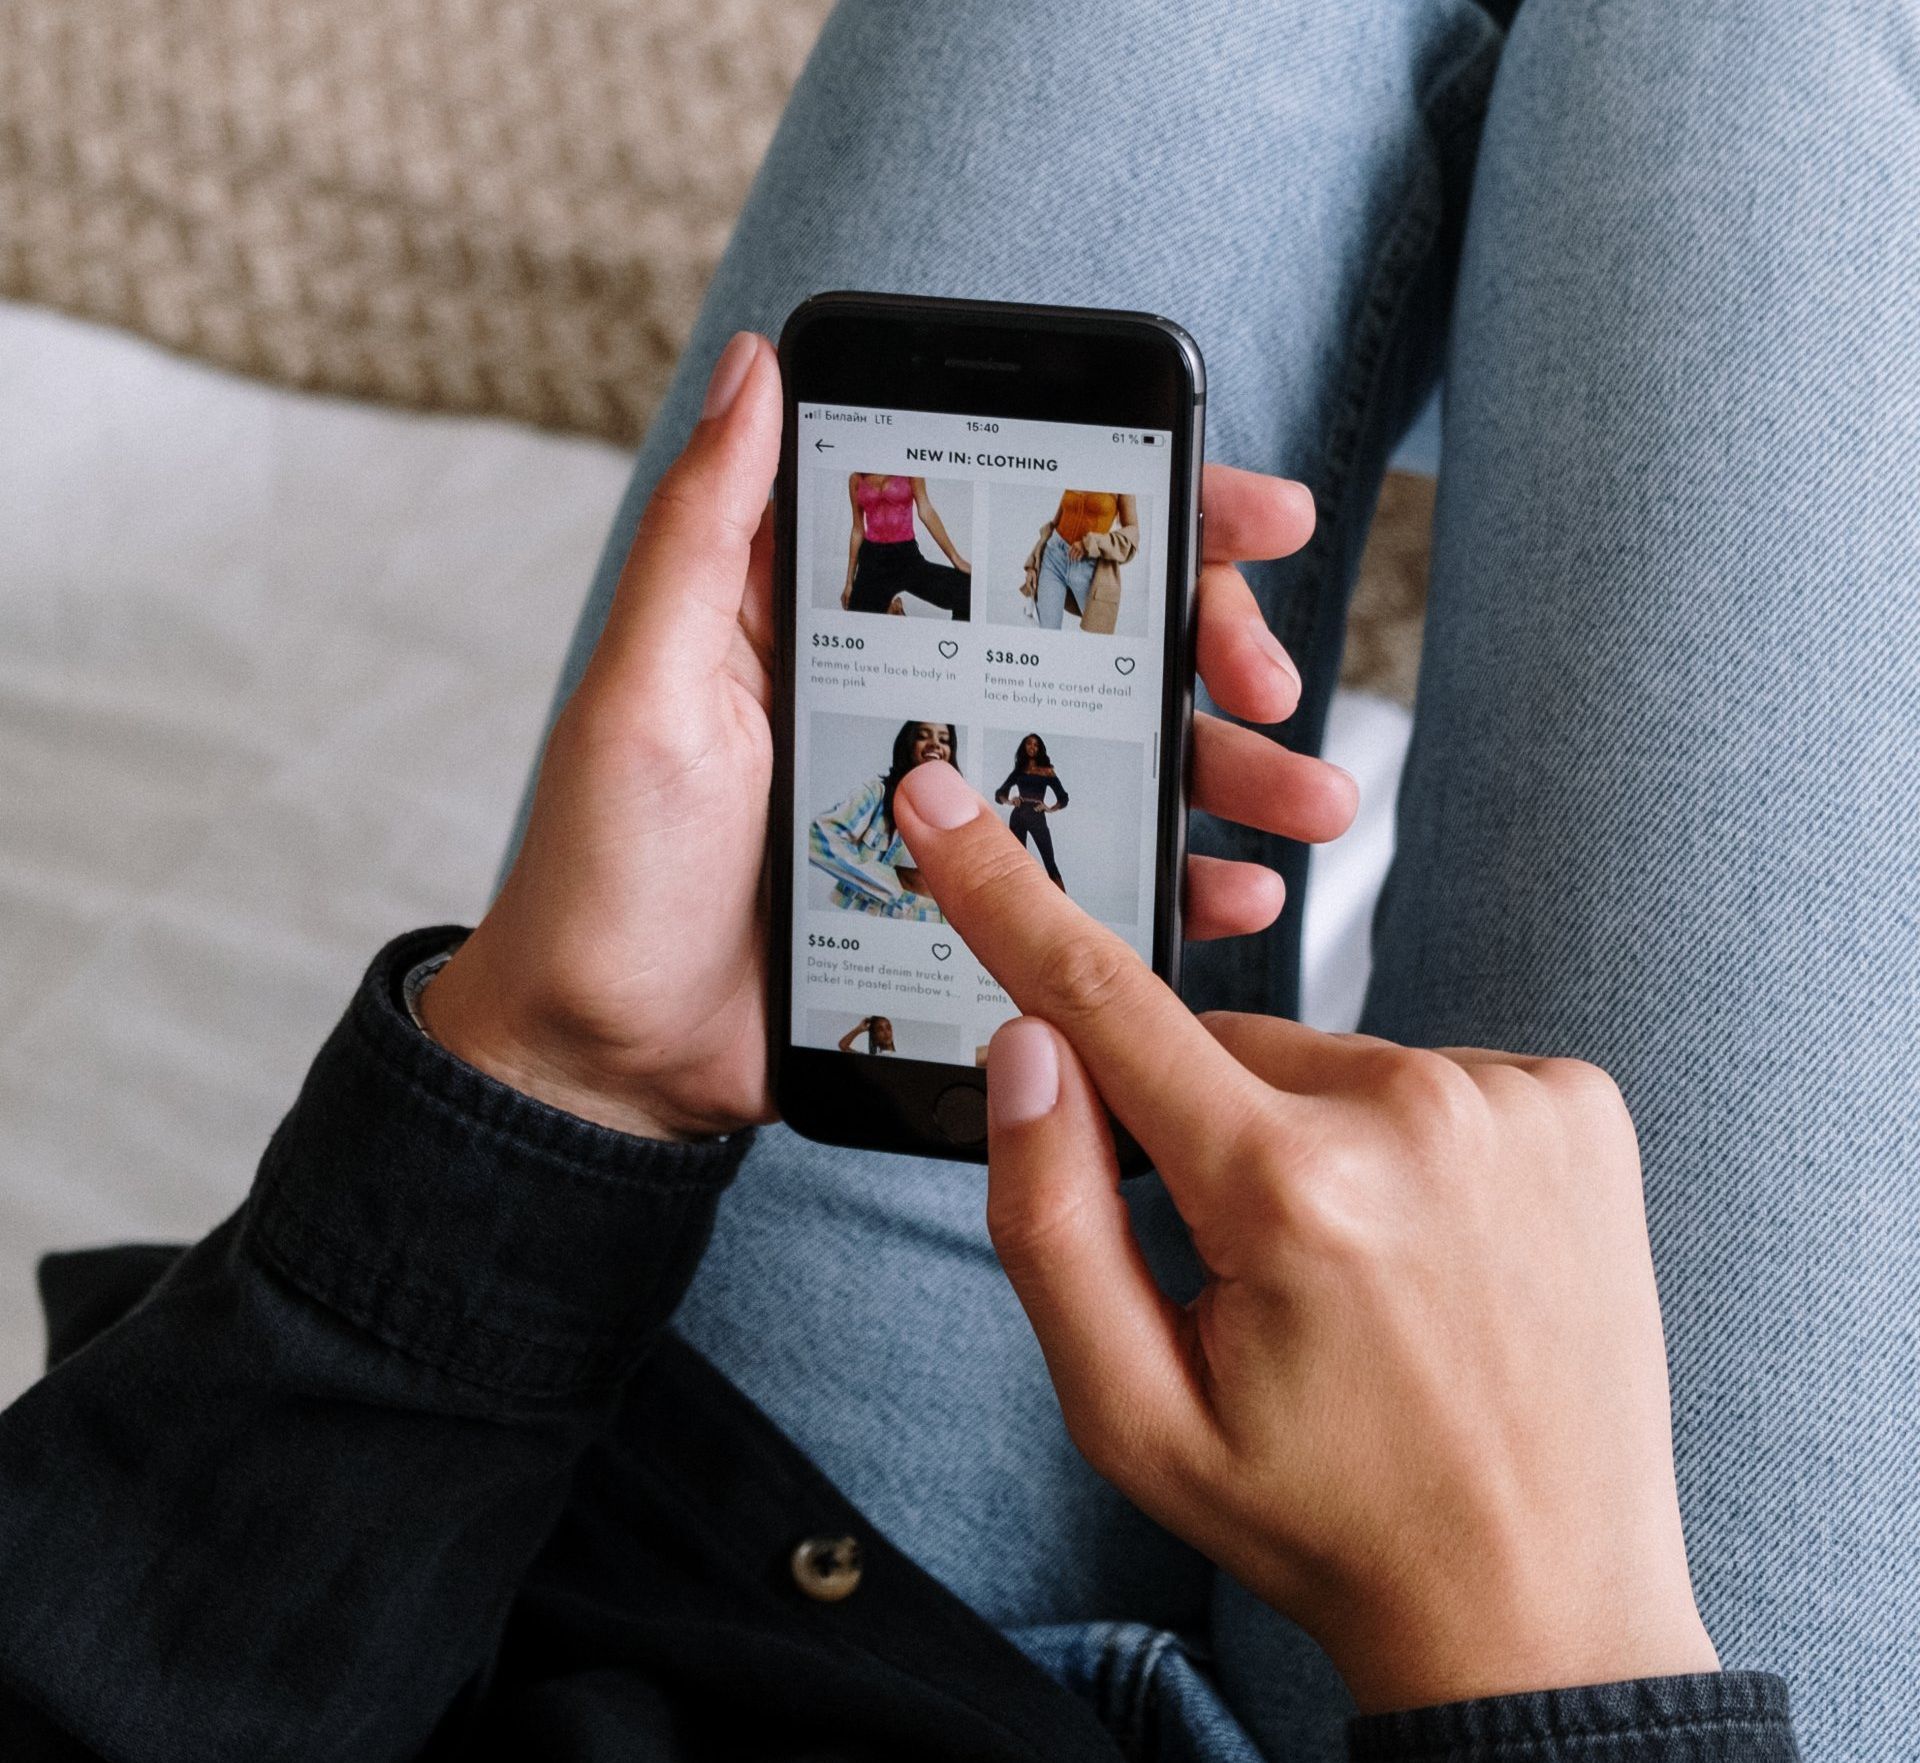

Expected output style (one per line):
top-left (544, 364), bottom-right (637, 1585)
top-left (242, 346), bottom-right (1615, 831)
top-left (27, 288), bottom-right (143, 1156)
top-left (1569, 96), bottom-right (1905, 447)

top-left (0, 930), bottom-right (1800, 1762)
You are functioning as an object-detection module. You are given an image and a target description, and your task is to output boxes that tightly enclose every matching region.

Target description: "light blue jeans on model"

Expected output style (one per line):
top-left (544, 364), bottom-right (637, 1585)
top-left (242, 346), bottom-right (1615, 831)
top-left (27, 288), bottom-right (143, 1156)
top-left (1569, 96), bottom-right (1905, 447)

top-left (509, 2), bottom-right (1920, 1757)
top-left (1035, 529), bottom-right (1097, 630)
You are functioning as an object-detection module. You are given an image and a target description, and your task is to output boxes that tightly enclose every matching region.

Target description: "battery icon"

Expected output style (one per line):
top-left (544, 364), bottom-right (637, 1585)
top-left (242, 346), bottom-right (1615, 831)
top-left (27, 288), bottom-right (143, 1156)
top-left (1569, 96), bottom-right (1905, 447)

top-left (1141, 432), bottom-right (1164, 446)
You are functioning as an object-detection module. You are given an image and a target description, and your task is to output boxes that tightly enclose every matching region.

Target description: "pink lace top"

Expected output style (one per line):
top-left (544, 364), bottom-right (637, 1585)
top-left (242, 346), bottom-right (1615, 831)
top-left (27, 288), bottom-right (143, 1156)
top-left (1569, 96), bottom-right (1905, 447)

top-left (855, 475), bottom-right (915, 544)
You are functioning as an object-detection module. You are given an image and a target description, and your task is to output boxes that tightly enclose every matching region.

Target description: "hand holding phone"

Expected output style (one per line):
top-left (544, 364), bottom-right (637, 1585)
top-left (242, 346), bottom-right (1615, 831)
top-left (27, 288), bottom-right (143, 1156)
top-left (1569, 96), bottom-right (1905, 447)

top-left (419, 313), bottom-right (1341, 1150)
top-left (418, 331), bottom-right (788, 1142)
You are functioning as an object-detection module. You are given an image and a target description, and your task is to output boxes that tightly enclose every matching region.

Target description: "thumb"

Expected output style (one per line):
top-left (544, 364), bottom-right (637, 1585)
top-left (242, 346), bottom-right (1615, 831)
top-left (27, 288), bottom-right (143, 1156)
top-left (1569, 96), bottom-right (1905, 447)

top-left (590, 331), bottom-right (781, 692)
top-left (986, 1017), bottom-right (1214, 1490)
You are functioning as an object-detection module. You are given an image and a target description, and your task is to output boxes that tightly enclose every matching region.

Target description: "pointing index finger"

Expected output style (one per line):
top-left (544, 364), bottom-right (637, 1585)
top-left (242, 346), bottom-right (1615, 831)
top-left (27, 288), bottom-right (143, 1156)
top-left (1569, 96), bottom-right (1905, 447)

top-left (893, 761), bottom-right (1270, 1183)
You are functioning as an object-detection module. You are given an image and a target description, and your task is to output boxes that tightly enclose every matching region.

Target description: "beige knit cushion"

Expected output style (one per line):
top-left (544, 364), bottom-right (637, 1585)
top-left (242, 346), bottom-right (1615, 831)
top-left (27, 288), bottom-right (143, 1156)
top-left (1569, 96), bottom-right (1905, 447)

top-left (0, 0), bottom-right (836, 438)
top-left (0, 0), bottom-right (1428, 699)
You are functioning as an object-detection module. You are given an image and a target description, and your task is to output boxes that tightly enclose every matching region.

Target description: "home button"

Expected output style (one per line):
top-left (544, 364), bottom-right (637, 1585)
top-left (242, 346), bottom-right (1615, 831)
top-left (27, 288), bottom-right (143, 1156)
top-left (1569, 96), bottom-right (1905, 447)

top-left (934, 1083), bottom-right (988, 1147)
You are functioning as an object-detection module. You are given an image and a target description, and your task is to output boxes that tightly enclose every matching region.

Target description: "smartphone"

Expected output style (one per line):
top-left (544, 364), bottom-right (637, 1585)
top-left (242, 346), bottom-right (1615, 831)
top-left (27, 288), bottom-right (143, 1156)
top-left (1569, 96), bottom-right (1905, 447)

top-left (771, 292), bottom-right (1205, 1161)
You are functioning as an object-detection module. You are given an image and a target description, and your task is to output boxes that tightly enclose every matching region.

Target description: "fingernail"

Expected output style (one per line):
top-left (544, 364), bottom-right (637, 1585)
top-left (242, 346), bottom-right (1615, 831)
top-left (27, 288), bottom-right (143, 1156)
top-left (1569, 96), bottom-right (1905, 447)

top-left (898, 760), bottom-right (981, 830)
top-left (1255, 620), bottom-right (1301, 689)
top-left (700, 331), bottom-right (758, 421)
top-left (990, 1018), bottom-right (1060, 1128)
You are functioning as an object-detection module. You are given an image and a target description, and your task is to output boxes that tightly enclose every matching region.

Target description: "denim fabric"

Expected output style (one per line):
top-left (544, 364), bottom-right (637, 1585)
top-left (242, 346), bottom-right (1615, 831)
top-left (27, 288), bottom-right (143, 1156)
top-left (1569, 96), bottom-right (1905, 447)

top-left (1010, 1625), bottom-right (1266, 1763)
top-left (1351, 7), bottom-right (1920, 1761)
top-left (1035, 529), bottom-right (1096, 630)
top-left (503, 2), bottom-right (1918, 1760)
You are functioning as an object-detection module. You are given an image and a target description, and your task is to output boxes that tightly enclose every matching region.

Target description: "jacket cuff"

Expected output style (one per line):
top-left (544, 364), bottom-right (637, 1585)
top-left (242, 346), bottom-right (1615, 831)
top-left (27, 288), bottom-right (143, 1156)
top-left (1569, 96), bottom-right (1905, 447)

top-left (1349, 1672), bottom-right (1794, 1762)
top-left (243, 927), bottom-right (751, 1402)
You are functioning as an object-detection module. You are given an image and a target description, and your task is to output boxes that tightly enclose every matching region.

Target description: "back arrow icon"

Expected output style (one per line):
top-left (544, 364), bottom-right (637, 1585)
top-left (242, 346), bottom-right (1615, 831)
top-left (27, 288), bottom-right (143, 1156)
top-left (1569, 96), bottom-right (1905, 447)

top-left (813, 438), bottom-right (834, 452)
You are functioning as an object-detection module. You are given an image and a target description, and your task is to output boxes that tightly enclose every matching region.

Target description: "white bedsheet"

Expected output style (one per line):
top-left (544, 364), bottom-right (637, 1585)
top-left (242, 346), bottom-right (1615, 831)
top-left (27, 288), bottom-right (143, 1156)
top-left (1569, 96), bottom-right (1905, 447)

top-left (0, 300), bottom-right (1410, 1404)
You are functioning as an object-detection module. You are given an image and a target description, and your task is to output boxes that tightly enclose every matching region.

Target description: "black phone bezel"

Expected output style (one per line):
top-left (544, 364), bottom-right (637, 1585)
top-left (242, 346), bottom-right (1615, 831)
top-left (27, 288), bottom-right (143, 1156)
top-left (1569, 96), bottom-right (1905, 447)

top-left (771, 291), bottom-right (1206, 1163)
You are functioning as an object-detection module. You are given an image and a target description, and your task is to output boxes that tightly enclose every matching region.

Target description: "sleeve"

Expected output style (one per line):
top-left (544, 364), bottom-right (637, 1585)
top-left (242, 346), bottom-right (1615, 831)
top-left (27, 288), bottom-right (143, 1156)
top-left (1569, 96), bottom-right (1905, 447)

top-left (1021, 523), bottom-right (1052, 588)
top-left (1047, 773), bottom-right (1069, 809)
top-left (809, 778), bottom-right (902, 905)
top-left (0, 927), bottom-right (751, 1763)
top-left (997, 770), bottom-right (1020, 801)
top-left (1080, 523), bottom-right (1139, 565)
top-left (1347, 1671), bottom-right (1799, 1763)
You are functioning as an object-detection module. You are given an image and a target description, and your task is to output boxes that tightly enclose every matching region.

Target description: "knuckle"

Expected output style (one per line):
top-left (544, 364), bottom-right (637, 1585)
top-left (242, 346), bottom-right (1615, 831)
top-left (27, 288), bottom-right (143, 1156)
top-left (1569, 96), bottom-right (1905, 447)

top-left (984, 1182), bottom-right (1082, 1282)
top-left (1362, 1048), bottom-right (1496, 1181)
top-left (1466, 1058), bottom-right (1538, 1108)
top-left (1538, 1057), bottom-right (1639, 1155)
top-left (1374, 1046), bottom-right (1480, 1126)
top-left (1237, 1161), bottom-right (1319, 1255)
top-left (1537, 1055), bottom-right (1623, 1110)
top-left (1213, 1105), bottom-right (1352, 1257)
top-left (566, 685), bottom-right (706, 779)
top-left (1272, 1144), bottom-right (1377, 1268)
top-left (1034, 932), bottom-right (1138, 1023)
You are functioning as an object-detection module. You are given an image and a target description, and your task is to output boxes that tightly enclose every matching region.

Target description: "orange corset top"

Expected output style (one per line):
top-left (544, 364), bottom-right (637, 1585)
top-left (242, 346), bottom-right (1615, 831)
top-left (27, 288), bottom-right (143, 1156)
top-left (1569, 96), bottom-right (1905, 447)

top-left (1054, 490), bottom-right (1118, 546)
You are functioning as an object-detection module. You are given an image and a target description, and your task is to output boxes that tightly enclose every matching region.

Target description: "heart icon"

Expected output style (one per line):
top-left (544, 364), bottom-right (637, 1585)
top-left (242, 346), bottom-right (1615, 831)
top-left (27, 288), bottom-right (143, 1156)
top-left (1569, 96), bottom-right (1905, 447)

top-left (1114, 655), bottom-right (1136, 676)
top-left (938, 639), bottom-right (958, 660)
top-left (931, 942), bottom-right (953, 962)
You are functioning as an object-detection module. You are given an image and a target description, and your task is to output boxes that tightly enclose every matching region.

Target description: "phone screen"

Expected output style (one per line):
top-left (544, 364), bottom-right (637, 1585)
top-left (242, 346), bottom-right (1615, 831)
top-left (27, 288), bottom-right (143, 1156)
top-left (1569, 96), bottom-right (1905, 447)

top-left (790, 400), bottom-right (1176, 1071)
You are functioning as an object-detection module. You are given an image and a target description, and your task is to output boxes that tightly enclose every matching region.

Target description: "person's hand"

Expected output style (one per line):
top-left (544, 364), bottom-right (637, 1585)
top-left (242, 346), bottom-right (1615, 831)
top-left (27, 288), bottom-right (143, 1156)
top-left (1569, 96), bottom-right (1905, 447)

top-left (891, 767), bottom-right (1720, 1715)
top-left (840, 580), bottom-right (853, 610)
top-left (1067, 540), bottom-right (1086, 562)
top-left (1019, 575), bottom-right (1037, 599)
top-left (418, 332), bottom-right (784, 1139)
top-left (418, 331), bottom-right (1343, 1141)
top-left (954, 553), bottom-right (973, 575)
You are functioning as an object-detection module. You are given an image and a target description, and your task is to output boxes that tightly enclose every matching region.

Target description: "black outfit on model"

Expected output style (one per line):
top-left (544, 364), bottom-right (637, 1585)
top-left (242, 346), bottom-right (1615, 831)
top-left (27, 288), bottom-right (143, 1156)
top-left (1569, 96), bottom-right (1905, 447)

top-left (999, 765), bottom-right (1069, 885)
top-left (848, 539), bottom-right (972, 618)
top-left (0, 929), bottom-right (1802, 1763)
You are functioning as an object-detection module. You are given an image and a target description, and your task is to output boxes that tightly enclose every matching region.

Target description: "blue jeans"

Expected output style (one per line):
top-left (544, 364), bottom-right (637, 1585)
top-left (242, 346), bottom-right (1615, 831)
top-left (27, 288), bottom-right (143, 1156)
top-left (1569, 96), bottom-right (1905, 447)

top-left (512, 3), bottom-right (1920, 1758)
top-left (1035, 529), bottom-right (1096, 630)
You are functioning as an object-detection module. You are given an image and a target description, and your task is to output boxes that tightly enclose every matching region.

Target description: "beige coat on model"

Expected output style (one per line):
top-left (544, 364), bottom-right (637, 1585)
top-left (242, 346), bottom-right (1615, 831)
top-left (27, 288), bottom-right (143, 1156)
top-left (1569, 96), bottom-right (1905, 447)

top-left (1021, 520), bottom-right (1141, 634)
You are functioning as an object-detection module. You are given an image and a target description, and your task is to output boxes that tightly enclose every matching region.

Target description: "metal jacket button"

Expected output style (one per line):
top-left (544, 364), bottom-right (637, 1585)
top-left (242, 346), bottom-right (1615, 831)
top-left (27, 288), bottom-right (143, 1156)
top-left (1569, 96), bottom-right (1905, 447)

top-left (790, 1534), bottom-right (863, 1602)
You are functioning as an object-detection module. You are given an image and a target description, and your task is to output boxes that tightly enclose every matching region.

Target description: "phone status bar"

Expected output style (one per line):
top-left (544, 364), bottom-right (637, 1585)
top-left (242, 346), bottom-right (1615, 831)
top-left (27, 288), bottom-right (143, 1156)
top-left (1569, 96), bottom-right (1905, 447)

top-left (797, 403), bottom-right (1171, 481)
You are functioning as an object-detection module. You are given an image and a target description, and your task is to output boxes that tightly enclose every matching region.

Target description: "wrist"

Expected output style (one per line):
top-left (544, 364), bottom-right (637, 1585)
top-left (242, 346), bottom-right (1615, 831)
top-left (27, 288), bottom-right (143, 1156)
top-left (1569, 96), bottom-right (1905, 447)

top-left (1323, 1569), bottom-right (1718, 1715)
top-left (416, 935), bottom-right (690, 1143)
